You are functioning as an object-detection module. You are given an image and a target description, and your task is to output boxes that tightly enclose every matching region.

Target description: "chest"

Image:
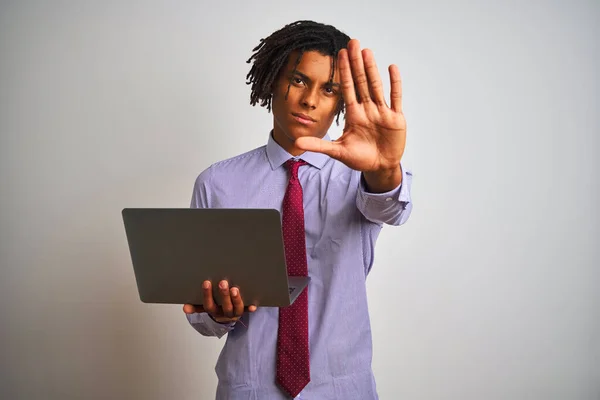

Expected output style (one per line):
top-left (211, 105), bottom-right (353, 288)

top-left (210, 167), bottom-right (362, 252)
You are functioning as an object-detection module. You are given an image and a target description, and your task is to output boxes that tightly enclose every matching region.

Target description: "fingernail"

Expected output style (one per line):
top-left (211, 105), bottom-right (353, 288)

top-left (231, 288), bottom-right (238, 296)
top-left (219, 281), bottom-right (227, 289)
top-left (203, 281), bottom-right (210, 289)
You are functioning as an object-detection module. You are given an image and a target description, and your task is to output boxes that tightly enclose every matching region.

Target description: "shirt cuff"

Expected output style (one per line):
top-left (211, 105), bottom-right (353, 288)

top-left (187, 312), bottom-right (235, 338)
top-left (207, 312), bottom-right (237, 326)
top-left (358, 164), bottom-right (412, 205)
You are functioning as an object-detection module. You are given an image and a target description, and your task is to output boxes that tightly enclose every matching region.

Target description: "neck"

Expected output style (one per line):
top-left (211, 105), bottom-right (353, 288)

top-left (271, 128), bottom-right (305, 157)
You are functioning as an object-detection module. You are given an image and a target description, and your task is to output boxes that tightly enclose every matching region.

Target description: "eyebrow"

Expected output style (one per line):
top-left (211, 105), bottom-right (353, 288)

top-left (291, 70), bottom-right (340, 87)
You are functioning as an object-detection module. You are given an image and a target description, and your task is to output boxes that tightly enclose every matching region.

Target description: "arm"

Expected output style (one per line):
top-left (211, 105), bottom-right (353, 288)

top-left (357, 163), bottom-right (413, 226)
top-left (295, 39), bottom-right (410, 220)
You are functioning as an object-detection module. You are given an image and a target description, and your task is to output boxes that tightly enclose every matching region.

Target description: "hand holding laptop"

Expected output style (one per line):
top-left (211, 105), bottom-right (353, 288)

top-left (122, 208), bottom-right (309, 312)
top-left (182, 279), bottom-right (257, 323)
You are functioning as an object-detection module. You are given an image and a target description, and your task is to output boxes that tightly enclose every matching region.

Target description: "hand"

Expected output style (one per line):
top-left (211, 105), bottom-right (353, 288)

top-left (183, 280), bottom-right (257, 324)
top-left (295, 38), bottom-right (406, 173)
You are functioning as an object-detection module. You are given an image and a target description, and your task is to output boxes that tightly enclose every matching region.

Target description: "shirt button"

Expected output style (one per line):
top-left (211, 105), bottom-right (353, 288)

top-left (385, 197), bottom-right (393, 202)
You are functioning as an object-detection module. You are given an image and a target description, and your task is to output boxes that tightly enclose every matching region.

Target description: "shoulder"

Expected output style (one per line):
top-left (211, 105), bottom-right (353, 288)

top-left (194, 145), bottom-right (268, 187)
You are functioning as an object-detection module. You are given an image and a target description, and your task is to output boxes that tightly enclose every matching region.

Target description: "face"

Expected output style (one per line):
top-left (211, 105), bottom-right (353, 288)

top-left (271, 50), bottom-right (342, 156)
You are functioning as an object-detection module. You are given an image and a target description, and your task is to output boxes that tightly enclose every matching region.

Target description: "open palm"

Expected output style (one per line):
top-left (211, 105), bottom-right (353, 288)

top-left (296, 39), bottom-right (406, 172)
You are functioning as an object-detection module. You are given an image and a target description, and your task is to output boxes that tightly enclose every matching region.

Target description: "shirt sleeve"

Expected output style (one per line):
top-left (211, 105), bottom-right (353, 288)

top-left (190, 166), bottom-right (212, 209)
top-left (186, 313), bottom-right (235, 339)
top-left (186, 166), bottom-right (237, 337)
top-left (356, 163), bottom-right (413, 226)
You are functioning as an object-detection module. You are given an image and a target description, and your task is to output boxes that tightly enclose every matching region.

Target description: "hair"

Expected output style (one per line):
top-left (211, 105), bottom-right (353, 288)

top-left (245, 20), bottom-right (351, 125)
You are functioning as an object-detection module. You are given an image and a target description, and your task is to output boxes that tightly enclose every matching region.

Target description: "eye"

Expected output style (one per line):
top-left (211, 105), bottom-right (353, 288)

top-left (292, 77), bottom-right (304, 85)
top-left (324, 86), bottom-right (337, 95)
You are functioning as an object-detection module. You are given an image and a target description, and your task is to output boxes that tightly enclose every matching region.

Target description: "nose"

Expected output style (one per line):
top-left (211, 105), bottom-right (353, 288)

top-left (301, 88), bottom-right (318, 110)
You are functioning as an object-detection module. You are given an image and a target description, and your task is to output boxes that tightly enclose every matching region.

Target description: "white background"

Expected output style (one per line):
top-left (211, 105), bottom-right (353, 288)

top-left (1, 1), bottom-right (598, 399)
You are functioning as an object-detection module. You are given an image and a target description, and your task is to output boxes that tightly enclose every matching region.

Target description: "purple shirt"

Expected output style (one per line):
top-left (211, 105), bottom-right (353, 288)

top-left (187, 132), bottom-right (413, 399)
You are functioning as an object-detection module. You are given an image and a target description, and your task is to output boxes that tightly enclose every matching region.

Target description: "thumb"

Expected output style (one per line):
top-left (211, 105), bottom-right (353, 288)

top-left (295, 136), bottom-right (343, 160)
top-left (183, 304), bottom-right (204, 314)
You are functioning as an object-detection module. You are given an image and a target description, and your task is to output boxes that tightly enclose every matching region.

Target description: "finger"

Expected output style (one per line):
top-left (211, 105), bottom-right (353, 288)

top-left (219, 280), bottom-right (234, 318)
top-left (183, 304), bottom-right (204, 314)
top-left (230, 287), bottom-right (244, 317)
top-left (362, 48), bottom-right (386, 107)
top-left (389, 64), bottom-right (403, 112)
top-left (247, 305), bottom-right (257, 312)
top-left (348, 39), bottom-right (370, 104)
top-left (338, 48), bottom-right (357, 107)
top-left (202, 280), bottom-right (218, 315)
top-left (295, 136), bottom-right (343, 160)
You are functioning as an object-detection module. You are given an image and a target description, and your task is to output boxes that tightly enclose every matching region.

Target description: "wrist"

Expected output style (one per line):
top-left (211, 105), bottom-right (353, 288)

top-left (363, 164), bottom-right (402, 193)
top-left (207, 313), bottom-right (237, 325)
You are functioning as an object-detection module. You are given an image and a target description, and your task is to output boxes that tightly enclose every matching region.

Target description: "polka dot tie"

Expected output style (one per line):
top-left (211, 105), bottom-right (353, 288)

top-left (276, 159), bottom-right (310, 398)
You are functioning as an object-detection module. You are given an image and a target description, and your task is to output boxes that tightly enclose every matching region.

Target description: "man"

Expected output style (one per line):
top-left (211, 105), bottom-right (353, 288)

top-left (183, 20), bottom-right (413, 399)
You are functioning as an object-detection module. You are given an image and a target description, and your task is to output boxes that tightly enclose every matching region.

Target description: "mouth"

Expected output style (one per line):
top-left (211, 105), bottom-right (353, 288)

top-left (292, 112), bottom-right (317, 125)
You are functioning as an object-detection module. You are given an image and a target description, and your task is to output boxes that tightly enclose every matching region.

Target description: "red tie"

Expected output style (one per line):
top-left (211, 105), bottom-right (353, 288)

top-left (277, 159), bottom-right (310, 398)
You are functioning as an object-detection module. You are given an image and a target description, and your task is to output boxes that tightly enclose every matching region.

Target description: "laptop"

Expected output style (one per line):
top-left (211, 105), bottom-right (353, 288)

top-left (121, 208), bottom-right (309, 307)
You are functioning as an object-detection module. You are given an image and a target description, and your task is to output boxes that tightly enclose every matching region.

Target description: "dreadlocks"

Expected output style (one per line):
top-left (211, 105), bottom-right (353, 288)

top-left (245, 20), bottom-right (351, 125)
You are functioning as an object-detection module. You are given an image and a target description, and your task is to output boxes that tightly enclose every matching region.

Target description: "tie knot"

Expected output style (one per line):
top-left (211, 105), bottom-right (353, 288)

top-left (285, 159), bottom-right (307, 179)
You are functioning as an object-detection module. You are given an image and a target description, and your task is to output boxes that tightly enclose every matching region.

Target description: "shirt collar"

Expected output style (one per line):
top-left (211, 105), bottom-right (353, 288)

top-left (266, 130), bottom-right (330, 170)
